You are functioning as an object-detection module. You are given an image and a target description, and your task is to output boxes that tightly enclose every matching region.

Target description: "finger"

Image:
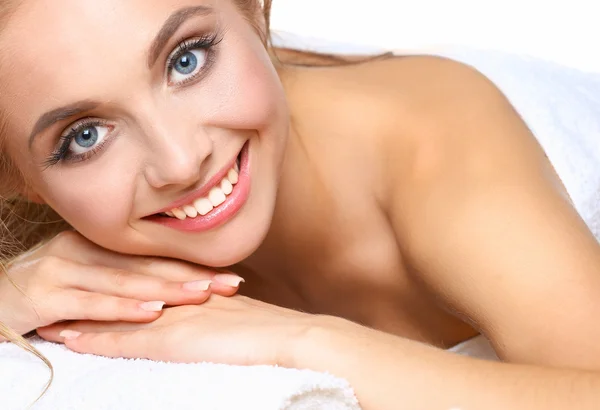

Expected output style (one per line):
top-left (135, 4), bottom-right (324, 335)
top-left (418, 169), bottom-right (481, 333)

top-left (101, 256), bottom-right (245, 292)
top-left (62, 330), bottom-right (154, 360)
top-left (210, 274), bottom-right (245, 297)
top-left (100, 255), bottom-right (221, 282)
top-left (46, 290), bottom-right (165, 324)
top-left (46, 232), bottom-right (244, 286)
top-left (38, 320), bottom-right (145, 343)
top-left (60, 261), bottom-right (212, 305)
top-left (48, 233), bottom-right (214, 281)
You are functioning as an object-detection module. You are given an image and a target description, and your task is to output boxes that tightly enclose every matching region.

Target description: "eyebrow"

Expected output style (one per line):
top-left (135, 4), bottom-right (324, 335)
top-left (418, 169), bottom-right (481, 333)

top-left (28, 100), bottom-right (99, 148)
top-left (147, 5), bottom-right (214, 68)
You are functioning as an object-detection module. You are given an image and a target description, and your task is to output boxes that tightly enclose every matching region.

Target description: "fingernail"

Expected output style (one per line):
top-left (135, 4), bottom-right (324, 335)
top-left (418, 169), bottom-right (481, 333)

top-left (140, 301), bottom-right (166, 312)
top-left (214, 274), bottom-right (245, 287)
top-left (183, 280), bottom-right (212, 291)
top-left (60, 330), bottom-right (82, 340)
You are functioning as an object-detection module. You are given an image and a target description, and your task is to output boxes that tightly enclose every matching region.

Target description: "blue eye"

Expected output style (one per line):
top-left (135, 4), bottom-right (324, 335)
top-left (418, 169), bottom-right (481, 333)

top-left (174, 52), bottom-right (198, 75)
top-left (169, 49), bottom-right (207, 85)
top-left (44, 120), bottom-right (115, 167)
top-left (68, 125), bottom-right (110, 155)
top-left (75, 127), bottom-right (97, 148)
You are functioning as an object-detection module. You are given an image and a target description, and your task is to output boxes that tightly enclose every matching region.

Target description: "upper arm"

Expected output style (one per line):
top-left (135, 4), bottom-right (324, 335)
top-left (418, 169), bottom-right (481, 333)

top-left (385, 57), bottom-right (600, 369)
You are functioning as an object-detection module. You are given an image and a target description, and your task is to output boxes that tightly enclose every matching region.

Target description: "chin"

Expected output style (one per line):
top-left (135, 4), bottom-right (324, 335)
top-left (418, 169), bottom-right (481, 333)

top-left (195, 225), bottom-right (268, 267)
top-left (169, 201), bottom-right (275, 268)
top-left (141, 167), bottom-right (279, 268)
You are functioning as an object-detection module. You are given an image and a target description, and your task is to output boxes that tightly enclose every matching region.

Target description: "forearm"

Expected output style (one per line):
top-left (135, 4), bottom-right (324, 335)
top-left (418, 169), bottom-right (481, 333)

top-left (295, 318), bottom-right (600, 410)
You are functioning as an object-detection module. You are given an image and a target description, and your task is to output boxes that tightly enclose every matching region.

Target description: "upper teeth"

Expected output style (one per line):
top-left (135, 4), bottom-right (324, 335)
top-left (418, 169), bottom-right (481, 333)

top-left (166, 164), bottom-right (239, 220)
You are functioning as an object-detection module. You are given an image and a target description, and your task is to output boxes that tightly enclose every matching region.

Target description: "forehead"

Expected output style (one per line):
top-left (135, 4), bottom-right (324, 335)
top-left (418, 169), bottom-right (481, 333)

top-left (1, 0), bottom-right (223, 75)
top-left (2, 0), bottom-right (212, 57)
top-left (3, 0), bottom-right (224, 37)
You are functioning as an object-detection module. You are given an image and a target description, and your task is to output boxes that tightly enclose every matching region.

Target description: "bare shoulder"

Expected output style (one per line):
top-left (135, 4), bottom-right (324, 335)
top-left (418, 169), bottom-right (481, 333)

top-left (330, 54), bottom-right (545, 165)
top-left (337, 56), bottom-right (570, 248)
top-left (363, 55), bottom-right (562, 192)
top-left (287, 55), bottom-right (558, 204)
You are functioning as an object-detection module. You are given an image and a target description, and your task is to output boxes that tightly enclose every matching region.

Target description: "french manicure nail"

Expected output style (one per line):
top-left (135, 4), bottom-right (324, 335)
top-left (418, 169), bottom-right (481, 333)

top-left (60, 330), bottom-right (82, 340)
top-left (214, 274), bottom-right (245, 287)
top-left (183, 280), bottom-right (212, 291)
top-left (140, 301), bottom-right (166, 312)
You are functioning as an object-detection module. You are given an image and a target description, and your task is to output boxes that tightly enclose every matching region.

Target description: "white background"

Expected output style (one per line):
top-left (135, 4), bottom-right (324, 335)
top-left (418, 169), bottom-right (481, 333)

top-left (270, 0), bottom-right (600, 73)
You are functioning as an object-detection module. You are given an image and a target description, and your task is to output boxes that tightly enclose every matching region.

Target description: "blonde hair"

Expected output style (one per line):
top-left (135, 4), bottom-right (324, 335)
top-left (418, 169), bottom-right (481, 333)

top-left (0, 102), bottom-right (66, 404)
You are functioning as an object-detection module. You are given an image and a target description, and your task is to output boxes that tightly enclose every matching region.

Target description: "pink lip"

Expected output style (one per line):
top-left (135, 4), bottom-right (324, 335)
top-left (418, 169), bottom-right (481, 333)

top-left (153, 147), bottom-right (242, 215)
top-left (146, 141), bottom-right (251, 233)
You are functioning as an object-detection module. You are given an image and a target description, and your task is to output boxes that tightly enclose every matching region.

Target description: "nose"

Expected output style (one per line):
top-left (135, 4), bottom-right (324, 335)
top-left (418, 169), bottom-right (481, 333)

top-left (142, 121), bottom-right (213, 189)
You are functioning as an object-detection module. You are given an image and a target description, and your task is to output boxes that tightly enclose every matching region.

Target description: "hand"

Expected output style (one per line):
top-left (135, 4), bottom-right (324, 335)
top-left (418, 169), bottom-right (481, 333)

top-left (0, 231), bottom-right (243, 340)
top-left (37, 295), bottom-right (320, 368)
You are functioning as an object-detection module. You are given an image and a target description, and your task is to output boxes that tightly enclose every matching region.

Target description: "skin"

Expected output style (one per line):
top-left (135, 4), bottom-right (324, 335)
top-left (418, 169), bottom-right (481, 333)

top-left (3, 0), bottom-right (600, 408)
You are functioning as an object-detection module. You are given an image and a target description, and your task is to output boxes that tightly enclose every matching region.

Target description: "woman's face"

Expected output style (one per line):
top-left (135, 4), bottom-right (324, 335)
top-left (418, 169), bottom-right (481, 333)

top-left (0, 0), bottom-right (290, 267)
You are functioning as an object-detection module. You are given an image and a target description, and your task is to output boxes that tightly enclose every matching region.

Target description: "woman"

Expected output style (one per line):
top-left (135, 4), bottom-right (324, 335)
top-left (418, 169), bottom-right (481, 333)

top-left (1, 0), bottom-right (600, 408)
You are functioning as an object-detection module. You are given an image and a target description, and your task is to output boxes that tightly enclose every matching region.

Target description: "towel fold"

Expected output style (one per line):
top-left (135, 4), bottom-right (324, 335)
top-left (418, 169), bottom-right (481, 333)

top-left (0, 337), bottom-right (361, 410)
top-left (448, 335), bottom-right (498, 360)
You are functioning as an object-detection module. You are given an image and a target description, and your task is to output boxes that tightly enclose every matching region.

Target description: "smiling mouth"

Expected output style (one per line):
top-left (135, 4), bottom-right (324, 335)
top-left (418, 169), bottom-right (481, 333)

top-left (156, 154), bottom-right (241, 220)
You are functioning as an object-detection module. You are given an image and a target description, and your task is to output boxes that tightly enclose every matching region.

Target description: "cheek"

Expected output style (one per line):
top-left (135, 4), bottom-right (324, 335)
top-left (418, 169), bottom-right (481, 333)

top-left (40, 158), bottom-right (136, 236)
top-left (202, 44), bottom-right (288, 134)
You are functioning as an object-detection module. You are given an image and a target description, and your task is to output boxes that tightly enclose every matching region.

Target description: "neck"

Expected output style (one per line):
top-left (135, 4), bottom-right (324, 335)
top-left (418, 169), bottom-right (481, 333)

top-left (239, 113), bottom-right (332, 292)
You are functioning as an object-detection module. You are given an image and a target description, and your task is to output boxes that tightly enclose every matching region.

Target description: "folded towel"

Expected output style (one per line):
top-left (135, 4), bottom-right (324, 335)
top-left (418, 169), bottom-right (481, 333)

top-left (0, 337), bottom-right (361, 410)
top-left (448, 335), bottom-right (499, 361)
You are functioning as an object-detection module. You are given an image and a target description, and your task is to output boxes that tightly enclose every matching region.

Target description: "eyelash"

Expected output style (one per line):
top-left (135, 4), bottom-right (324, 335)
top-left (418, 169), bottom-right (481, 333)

top-left (165, 31), bottom-right (222, 86)
top-left (44, 30), bottom-right (222, 167)
top-left (44, 118), bottom-right (113, 167)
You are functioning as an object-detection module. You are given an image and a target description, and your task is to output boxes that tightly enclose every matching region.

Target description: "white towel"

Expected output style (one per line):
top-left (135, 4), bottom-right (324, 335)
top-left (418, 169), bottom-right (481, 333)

top-left (448, 335), bottom-right (499, 361)
top-left (0, 337), bottom-right (361, 410)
